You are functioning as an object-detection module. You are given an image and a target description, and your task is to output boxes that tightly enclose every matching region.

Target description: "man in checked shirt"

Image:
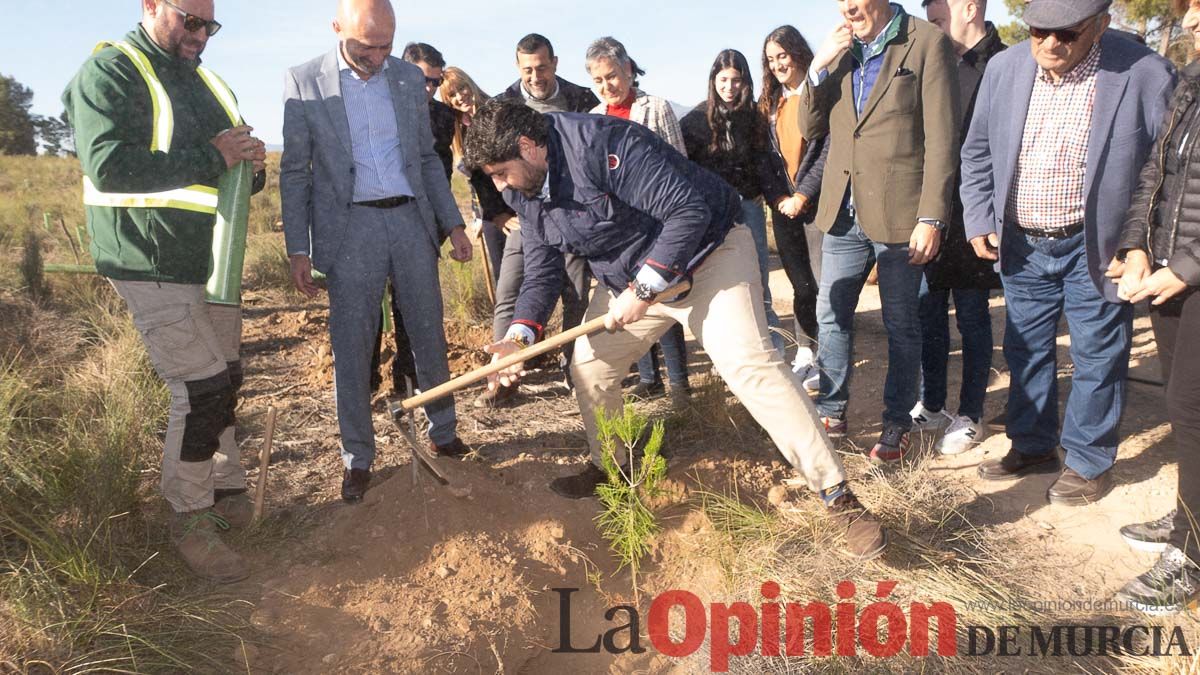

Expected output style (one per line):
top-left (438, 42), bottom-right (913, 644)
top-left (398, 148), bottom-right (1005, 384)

top-left (960, 0), bottom-right (1174, 505)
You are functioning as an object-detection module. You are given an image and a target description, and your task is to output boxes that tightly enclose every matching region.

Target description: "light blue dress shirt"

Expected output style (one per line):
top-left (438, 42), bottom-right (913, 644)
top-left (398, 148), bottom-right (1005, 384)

top-left (337, 50), bottom-right (414, 201)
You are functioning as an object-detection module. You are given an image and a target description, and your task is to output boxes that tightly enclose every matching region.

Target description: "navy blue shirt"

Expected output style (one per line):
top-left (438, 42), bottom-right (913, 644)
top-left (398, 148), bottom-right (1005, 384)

top-left (503, 113), bottom-right (741, 337)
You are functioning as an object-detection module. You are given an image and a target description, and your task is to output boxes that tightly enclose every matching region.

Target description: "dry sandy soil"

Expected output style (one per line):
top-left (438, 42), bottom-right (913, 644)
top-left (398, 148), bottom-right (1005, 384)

top-left (213, 266), bottom-right (1189, 674)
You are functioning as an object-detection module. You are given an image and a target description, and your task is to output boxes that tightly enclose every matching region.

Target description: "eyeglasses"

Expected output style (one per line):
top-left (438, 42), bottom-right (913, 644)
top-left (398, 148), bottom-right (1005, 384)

top-left (1028, 18), bottom-right (1094, 44)
top-left (425, 76), bottom-right (444, 88)
top-left (161, 0), bottom-right (222, 37)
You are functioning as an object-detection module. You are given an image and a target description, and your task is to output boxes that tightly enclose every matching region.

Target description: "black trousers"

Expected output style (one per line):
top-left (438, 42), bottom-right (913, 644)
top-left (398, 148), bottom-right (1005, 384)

top-left (771, 208), bottom-right (823, 342)
top-left (1151, 289), bottom-right (1200, 561)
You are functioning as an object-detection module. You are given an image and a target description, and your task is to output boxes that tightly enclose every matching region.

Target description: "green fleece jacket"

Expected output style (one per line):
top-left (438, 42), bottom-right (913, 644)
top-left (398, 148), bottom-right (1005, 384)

top-left (63, 26), bottom-right (237, 284)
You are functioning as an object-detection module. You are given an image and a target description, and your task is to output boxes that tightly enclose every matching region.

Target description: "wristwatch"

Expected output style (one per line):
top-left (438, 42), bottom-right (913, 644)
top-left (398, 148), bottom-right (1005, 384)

top-left (632, 280), bottom-right (658, 303)
top-left (919, 218), bottom-right (948, 232)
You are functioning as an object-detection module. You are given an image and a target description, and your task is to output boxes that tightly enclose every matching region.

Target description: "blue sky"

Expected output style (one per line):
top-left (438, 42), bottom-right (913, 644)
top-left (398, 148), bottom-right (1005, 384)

top-left (5, 1), bottom-right (1014, 145)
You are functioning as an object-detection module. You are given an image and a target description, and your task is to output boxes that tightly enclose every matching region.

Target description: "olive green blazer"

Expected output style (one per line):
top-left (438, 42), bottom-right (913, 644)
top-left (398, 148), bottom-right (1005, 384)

top-left (799, 14), bottom-right (961, 244)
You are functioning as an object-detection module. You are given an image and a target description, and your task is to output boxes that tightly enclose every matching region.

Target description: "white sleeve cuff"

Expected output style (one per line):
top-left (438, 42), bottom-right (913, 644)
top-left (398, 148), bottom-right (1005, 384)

top-left (504, 324), bottom-right (537, 346)
top-left (635, 265), bottom-right (672, 293)
top-left (808, 67), bottom-right (828, 87)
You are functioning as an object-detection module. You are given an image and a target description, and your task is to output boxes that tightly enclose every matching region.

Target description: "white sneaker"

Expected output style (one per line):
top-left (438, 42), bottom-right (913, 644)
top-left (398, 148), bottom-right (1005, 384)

top-left (792, 347), bottom-right (819, 392)
top-left (910, 401), bottom-right (953, 432)
top-left (937, 414), bottom-right (984, 455)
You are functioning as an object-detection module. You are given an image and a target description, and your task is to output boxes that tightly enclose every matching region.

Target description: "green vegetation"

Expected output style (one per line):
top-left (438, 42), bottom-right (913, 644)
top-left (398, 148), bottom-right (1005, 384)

top-left (594, 402), bottom-right (667, 600)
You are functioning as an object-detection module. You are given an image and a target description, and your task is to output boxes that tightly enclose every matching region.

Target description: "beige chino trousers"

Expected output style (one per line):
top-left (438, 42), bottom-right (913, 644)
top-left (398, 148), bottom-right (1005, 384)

top-left (569, 225), bottom-right (846, 493)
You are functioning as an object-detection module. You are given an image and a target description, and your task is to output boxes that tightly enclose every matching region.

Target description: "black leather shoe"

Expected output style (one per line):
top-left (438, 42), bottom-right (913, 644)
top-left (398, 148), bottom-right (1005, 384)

top-left (549, 463), bottom-right (611, 500)
top-left (342, 468), bottom-right (371, 503)
top-left (1047, 467), bottom-right (1112, 506)
top-left (977, 448), bottom-right (1060, 481)
top-left (432, 437), bottom-right (471, 458)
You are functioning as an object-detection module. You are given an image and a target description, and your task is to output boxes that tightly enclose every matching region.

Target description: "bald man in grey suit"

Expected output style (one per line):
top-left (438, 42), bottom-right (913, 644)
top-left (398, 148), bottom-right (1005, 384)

top-left (281, 0), bottom-right (473, 502)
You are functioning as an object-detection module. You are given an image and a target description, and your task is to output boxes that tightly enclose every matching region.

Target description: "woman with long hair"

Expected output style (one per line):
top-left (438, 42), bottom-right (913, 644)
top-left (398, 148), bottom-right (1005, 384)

top-left (586, 36), bottom-right (690, 404)
top-left (760, 25), bottom-right (829, 389)
top-left (681, 49), bottom-right (792, 356)
top-left (439, 67), bottom-right (512, 289)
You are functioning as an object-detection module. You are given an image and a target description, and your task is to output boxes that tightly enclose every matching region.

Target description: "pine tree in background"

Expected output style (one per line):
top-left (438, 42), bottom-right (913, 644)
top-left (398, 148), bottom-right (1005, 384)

top-left (998, 0), bottom-right (1188, 64)
top-left (0, 74), bottom-right (38, 156)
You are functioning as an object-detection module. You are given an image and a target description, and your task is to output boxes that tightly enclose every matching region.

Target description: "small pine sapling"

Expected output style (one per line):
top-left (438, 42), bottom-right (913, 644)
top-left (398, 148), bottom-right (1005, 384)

top-left (594, 402), bottom-right (666, 599)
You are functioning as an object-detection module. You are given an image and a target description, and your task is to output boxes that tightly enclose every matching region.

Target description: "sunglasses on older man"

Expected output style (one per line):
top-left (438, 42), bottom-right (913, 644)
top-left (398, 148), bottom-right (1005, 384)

top-left (161, 0), bottom-right (222, 37)
top-left (1028, 17), bottom-right (1096, 44)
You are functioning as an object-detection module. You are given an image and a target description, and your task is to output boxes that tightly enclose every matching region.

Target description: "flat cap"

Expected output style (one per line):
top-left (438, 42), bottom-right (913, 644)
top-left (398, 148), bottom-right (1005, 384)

top-left (1023, 0), bottom-right (1113, 31)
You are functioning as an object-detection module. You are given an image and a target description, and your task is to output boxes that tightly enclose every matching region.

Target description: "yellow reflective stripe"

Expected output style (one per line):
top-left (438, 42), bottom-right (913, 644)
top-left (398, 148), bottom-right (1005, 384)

top-left (196, 66), bottom-right (242, 126)
top-left (95, 40), bottom-right (173, 152)
top-left (82, 177), bottom-right (218, 214)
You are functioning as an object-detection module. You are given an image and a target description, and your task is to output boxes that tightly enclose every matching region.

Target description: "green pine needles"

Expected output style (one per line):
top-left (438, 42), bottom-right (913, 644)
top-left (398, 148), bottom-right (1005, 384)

top-left (594, 402), bottom-right (666, 597)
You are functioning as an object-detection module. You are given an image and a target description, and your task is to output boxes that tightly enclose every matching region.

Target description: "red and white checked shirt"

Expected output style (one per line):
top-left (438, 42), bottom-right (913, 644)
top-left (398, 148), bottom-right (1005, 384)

top-left (1006, 43), bottom-right (1101, 232)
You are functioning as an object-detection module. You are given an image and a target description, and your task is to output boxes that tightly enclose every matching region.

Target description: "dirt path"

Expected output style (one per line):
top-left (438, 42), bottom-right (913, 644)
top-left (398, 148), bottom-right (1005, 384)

top-left (224, 267), bottom-right (1180, 673)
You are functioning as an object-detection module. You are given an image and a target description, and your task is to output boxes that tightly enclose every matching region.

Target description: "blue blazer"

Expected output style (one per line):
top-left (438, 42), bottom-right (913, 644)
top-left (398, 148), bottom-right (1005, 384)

top-left (960, 32), bottom-right (1174, 302)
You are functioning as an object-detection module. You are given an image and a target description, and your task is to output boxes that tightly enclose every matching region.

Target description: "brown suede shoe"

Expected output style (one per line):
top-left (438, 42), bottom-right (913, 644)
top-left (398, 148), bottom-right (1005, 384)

top-left (212, 492), bottom-right (254, 528)
top-left (432, 437), bottom-right (471, 458)
top-left (170, 509), bottom-right (248, 584)
top-left (977, 448), bottom-right (1061, 481)
top-left (549, 463), bottom-right (610, 500)
top-left (1047, 467), bottom-right (1112, 506)
top-left (827, 492), bottom-right (888, 560)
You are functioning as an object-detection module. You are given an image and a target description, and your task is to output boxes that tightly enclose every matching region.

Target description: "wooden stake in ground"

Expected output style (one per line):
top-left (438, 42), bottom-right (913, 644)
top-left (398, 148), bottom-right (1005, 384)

top-left (477, 227), bottom-right (497, 307)
top-left (253, 408), bottom-right (278, 523)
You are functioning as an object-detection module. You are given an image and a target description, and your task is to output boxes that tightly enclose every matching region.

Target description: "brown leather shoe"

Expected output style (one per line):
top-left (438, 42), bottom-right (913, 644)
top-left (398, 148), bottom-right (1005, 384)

top-left (432, 437), bottom-right (471, 458)
top-left (826, 491), bottom-right (888, 560)
top-left (341, 468), bottom-right (371, 503)
top-left (1047, 467), bottom-right (1112, 506)
top-left (212, 491), bottom-right (254, 528)
top-left (977, 448), bottom-right (1060, 481)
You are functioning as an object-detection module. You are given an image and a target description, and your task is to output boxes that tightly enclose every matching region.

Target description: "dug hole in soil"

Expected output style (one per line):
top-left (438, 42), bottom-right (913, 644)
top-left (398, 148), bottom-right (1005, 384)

top-left (235, 288), bottom-right (780, 674)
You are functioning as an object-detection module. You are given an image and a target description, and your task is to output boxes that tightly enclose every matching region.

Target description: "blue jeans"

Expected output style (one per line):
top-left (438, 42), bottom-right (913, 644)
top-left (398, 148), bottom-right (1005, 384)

top-left (918, 278), bottom-right (993, 420)
top-left (636, 325), bottom-right (689, 388)
top-left (742, 197), bottom-right (786, 355)
top-left (815, 210), bottom-right (924, 429)
top-left (1000, 228), bottom-right (1132, 479)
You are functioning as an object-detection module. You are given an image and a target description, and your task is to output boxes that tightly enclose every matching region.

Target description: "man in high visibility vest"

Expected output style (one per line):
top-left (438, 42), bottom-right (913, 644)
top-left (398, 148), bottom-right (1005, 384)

top-left (63, 0), bottom-right (267, 583)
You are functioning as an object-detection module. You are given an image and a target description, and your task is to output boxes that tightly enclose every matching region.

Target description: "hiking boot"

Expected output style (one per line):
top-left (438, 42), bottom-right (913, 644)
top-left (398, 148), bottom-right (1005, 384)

top-left (1115, 546), bottom-right (1200, 615)
top-left (473, 383), bottom-right (518, 409)
top-left (170, 509), bottom-right (249, 584)
top-left (1120, 510), bottom-right (1177, 553)
top-left (549, 463), bottom-right (610, 500)
top-left (819, 415), bottom-right (848, 439)
top-left (213, 491), bottom-right (254, 528)
top-left (869, 425), bottom-right (911, 465)
top-left (628, 380), bottom-right (665, 400)
top-left (826, 491), bottom-right (888, 560)
top-left (910, 402), bottom-right (953, 433)
top-left (937, 415), bottom-right (984, 456)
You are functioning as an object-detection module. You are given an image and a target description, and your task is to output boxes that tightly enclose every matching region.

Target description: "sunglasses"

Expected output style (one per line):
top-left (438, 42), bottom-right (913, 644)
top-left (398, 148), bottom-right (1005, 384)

top-left (161, 0), bottom-right (222, 37)
top-left (425, 76), bottom-right (444, 88)
top-left (1028, 18), bottom-right (1094, 44)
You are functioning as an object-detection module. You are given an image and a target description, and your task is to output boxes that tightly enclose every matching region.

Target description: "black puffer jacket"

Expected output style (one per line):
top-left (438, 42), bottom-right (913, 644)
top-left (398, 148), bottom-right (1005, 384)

top-left (679, 102), bottom-right (789, 204)
top-left (1119, 60), bottom-right (1200, 288)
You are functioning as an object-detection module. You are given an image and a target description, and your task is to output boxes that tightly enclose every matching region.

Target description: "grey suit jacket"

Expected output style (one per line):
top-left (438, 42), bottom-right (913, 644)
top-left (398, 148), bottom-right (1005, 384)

top-left (280, 51), bottom-right (463, 273)
top-left (960, 31), bottom-right (1174, 301)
